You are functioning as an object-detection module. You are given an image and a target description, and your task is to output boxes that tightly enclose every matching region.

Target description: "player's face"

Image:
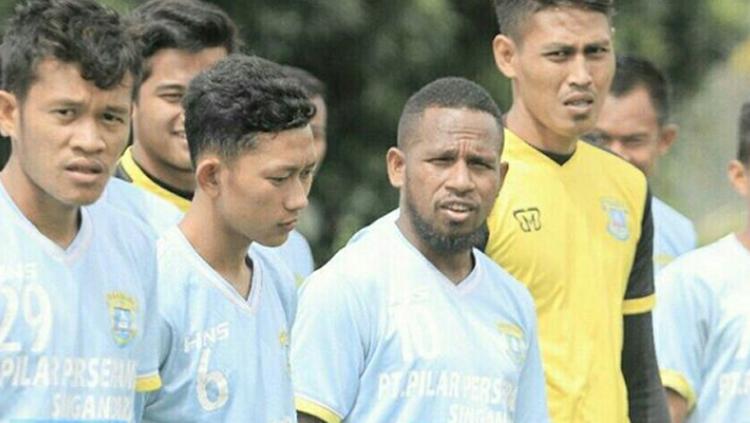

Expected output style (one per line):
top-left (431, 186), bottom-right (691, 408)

top-left (494, 7), bottom-right (614, 141)
top-left (310, 96), bottom-right (328, 168)
top-left (588, 87), bottom-right (676, 176)
top-left (0, 59), bottom-right (132, 207)
top-left (389, 107), bottom-right (506, 253)
top-left (132, 47), bottom-right (227, 178)
top-left (216, 126), bottom-right (316, 247)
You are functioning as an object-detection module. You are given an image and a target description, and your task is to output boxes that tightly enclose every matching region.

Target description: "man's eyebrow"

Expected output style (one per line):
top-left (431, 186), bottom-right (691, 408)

top-left (104, 104), bottom-right (130, 115)
top-left (155, 83), bottom-right (186, 92)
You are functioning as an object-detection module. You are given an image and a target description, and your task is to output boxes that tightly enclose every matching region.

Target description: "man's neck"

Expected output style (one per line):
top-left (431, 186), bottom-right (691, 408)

top-left (505, 105), bottom-right (578, 155)
top-left (396, 216), bottom-right (474, 284)
top-left (0, 164), bottom-right (79, 248)
top-left (179, 194), bottom-right (253, 298)
top-left (130, 142), bottom-right (195, 194)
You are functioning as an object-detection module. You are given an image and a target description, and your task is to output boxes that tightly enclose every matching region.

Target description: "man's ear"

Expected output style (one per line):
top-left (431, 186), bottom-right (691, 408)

top-left (195, 156), bottom-right (222, 197)
top-left (492, 34), bottom-right (518, 79)
top-left (658, 123), bottom-right (678, 156)
top-left (0, 90), bottom-right (19, 139)
top-left (386, 147), bottom-right (406, 189)
top-left (728, 159), bottom-right (749, 198)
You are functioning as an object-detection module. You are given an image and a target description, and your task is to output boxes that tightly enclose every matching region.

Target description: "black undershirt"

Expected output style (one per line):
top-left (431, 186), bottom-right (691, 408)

top-left (121, 157), bottom-right (194, 201)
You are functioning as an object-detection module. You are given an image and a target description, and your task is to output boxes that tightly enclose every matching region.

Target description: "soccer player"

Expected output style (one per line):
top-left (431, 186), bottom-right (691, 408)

top-left (115, 0), bottom-right (239, 212)
top-left (487, 1), bottom-right (669, 421)
top-left (653, 102), bottom-right (750, 423)
top-left (586, 55), bottom-right (697, 271)
top-left (0, 0), bottom-right (161, 420)
top-left (292, 77), bottom-right (549, 423)
top-left (138, 54), bottom-right (316, 422)
top-left (262, 65), bottom-right (329, 282)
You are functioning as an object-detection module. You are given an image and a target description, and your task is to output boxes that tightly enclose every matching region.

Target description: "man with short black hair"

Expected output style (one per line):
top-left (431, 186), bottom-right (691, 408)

top-left (653, 103), bottom-right (750, 423)
top-left (138, 54), bottom-right (317, 422)
top-left (0, 0), bottom-right (161, 419)
top-left (292, 77), bottom-right (549, 423)
top-left (116, 0), bottom-right (239, 212)
top-left (487, 1), bottom-right (669, 421)
top-left (586, 55), bottom-right (697, 271)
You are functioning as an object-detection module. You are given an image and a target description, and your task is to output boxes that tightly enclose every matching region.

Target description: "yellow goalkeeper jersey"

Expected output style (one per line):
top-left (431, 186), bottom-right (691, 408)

top-left (486, 128), bottom-right (654, 423)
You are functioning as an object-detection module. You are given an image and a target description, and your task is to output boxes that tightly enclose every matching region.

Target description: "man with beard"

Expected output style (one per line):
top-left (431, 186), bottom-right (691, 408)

top-left (291, 77), bottom-right (549, 423)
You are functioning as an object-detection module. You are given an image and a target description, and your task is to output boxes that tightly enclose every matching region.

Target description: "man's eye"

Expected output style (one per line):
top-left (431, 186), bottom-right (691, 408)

top-left (54, 109), bottom-right (75, 118)
top-left (268, 176), bottom-right (288, 184)
top-left (103, 112), bottom-right (125, 124)
top-left (545, 51), bottom-right (569, 60)
top-left (587, 46), bottom-right (610, 57)
top-left (160, 93), bottom-right (183, 103)
top-left (301, 168), bottom-right (315, 179)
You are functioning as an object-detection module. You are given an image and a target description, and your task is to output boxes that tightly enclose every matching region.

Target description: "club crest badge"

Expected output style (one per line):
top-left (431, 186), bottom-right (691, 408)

top-left (601, 198), bottom-right (630, 241)
top-left (496, 322), bottom-right (527, 366)
top-left (107, 292), bottom-right (138, 347)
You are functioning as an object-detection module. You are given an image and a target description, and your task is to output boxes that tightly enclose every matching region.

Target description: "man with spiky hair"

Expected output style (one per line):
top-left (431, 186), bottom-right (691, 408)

top-left (116, 0), bottom-right (239, 212)
top-left (587, 55), bottom-right (697, 272)
top-left (653, 103), bottom-right (750, 423)
top-left (292, 77), bottom-right (549, 423)
top-left (0, 0), bottom-right (161, 420)
top-left (138, 54), bottom-right (317, 422)
top-left (487, 0), bottom-right (670, 421)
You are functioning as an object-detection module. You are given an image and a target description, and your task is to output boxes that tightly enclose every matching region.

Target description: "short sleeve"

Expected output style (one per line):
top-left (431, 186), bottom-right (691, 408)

top-left (653, 264), bottom-right (710, 411)
top-left (291, 269), bottom-right (371, 423)
top-left (134, 230), bottom-right (162, 393)
top-left (623, 192), bottom-right (655, 315)
top-left (514, 294), bottom-right (551, 422)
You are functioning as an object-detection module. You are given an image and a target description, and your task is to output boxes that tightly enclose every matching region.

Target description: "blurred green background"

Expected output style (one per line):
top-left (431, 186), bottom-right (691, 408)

top-left (1, 0), bottom-right (749, 263)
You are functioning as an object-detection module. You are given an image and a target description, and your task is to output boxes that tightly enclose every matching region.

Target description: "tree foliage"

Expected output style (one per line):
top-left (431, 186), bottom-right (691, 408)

top-left (0, 0), bottom-right (747, 259)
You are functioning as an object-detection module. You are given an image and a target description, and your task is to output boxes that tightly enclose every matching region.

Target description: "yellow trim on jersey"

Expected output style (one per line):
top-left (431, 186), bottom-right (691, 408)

top-left (622, 294), bottom-right (656, 315)
top-left (295, 396), bottom-right (342, 423)
top-left (118, 147), bottom-right (191, 212)
top-left (661, 369), bottom-right (697, 411)
top-left (135, 373), bottom-right (162, 392)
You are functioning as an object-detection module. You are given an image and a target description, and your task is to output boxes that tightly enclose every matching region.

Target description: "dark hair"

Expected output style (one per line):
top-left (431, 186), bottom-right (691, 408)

top-left (129, 0), bottom-right (239, 82)
top-left (1, 0), bottom-right (141, 100)
top-left (397, 77), bottom-right (504, 148)
top-left (183, 54), bottom-right (315, 166)
top-left (610, 55), bottom-right (671, 125)
top-left (494, 0), bottom-right (614, 40)
top-left (281, 65), bottom-right (326, 100)
top-left (739, 102), bottom-right (750, 165)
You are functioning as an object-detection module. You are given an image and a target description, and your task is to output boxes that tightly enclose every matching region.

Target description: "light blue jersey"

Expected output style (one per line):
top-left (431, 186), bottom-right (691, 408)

top-left (652, 196), bottom-right (696, 272)
top-left (0, 182), bottom-right (161, 422)
top-left (99, 178), bottom-right (182, 235)
top-left (260, 230), bottom-right (315, 286)
top-left (140, 227), bottom-right (297, 423)
top-left (654, 234), bottom-right (750, 422)
top-left (292, 218), bottom-right (549, 423)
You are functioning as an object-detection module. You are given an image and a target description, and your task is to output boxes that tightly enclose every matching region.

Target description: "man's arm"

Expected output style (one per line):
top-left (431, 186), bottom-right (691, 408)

top-left (621, 192), bottom-right (670, 422)
top-left (622, 312), bottom-right (670, 422)
top-left (298, 412), bottom-right (326, 423)
top-left (665, 389), bottom-right (689, 423)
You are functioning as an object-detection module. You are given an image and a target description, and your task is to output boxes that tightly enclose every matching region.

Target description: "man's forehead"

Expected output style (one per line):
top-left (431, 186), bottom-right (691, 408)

top-left (518, 6), bottom-right (612, 44)
top-left (30, 58), bottom-right (134, 97)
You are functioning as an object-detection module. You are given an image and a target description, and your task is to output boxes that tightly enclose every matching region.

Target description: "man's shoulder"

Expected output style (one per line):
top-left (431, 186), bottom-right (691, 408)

top-left (660, 235), bottom-right (745, 289)
top-left (99, 177), bottom-right (183, 234)
top-left (475, 251), bottom-right (536, 309)
top-left (652, 196), bottom-right (694, 233)
top-left (578, 140), bottom-right (647, 184)
top-left (87, 196), bottom-right (158, 248)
